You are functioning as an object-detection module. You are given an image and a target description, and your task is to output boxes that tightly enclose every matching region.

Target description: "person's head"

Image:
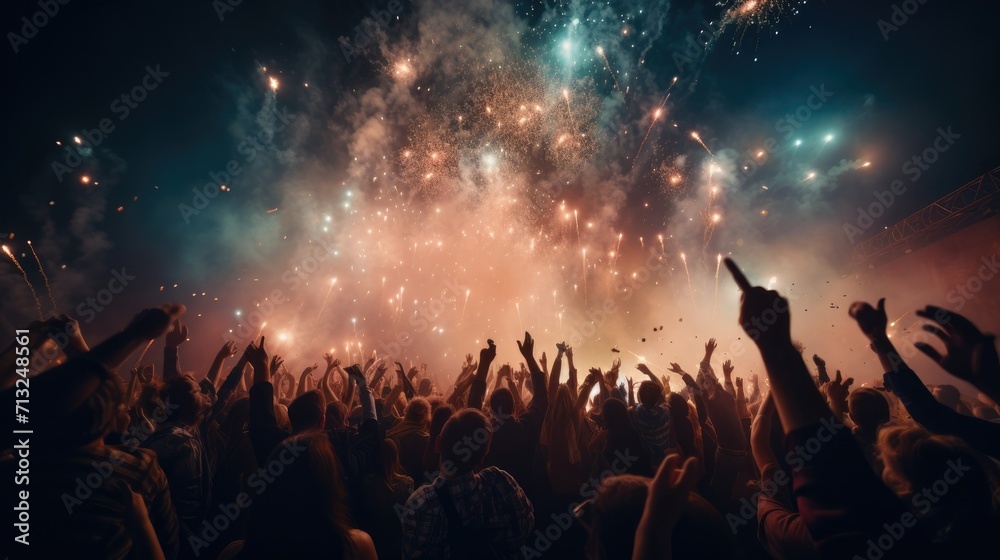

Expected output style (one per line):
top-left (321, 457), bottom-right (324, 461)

top-left (848, 388), bottom-right (890, 434)
top-left (198, 378), bottom-right (217, 407)
top-left (325, 401), bottom-right (349, 430)
top-left (403, 397), bottom-right (432, 427)
top-left (601, 398), bottom-right (633, 435)
top-left (438, 409), bottom-right (491, 475)
top-left (220, 397), bottom-right (250, 441)
top-left (637, 381), bottom-right (664, 408)
top-left (160, 375), bottom-right (208, 426)
top-left (428, 404), bottom-right (454, 439)
top-left (417, 377), bottom-right (433, 397)
top-left (380, 438), bottom-right (409, 488)
top-left (27, 359), bottom-right (122, 457)
top-left (289, 390), bottom-right (326, 434)
top-left (245, 432), bottom-right (353, 557)
top-left (489, 387), bottom-right (514, 417)
top-left (932, 384), bottom-right (962, 410)
top-left (583, 474), bottom-right (733, 560)
top-left (877, 424), bottom-right (998, 542)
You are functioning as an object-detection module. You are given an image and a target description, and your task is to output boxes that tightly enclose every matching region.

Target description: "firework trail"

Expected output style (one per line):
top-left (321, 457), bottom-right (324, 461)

top-left (680, 252), bottom-right (695, 306)
top-left (3, 245), bottom-right (43, 320)
top-left (690, 132), bottom-right (714, 156)
top-left (596, 46), bottom-right (624, 97)
top-left (315, 278), bottom-right (337, 327)
top-left (27, 240), bottom-right (57, 314)
top-left (714, 254), bottom-right (722, 317)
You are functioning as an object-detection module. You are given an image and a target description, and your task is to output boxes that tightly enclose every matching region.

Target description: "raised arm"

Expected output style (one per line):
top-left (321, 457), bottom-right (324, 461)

top-left (207, 341), bottom-right (237, 387)
top-left (566, 346), bottom-right (578, 397)
top-left (162, 318), bottom-right (188, 382)
top-left (467, 339), bottom-right (497, 410)
top-left (87, 304), bottom-right (186, 373)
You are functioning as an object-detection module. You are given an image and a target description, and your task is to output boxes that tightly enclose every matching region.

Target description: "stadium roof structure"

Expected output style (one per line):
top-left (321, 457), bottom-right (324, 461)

top-left (852, 165), bottom-right (1000, 268)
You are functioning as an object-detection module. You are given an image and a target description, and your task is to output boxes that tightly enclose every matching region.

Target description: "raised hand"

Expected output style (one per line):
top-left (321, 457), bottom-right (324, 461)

top-left (217, 341), bottom-right (238, 361)
top-left (465, 353), bottom-right (474, 367)
top-left (556, 341), bottom-right (568, 355)
top-left (323, 353), bottom-right (340, 369)
top-left (826, 370), bottom-right (854, 406)
top-left (345, 364), bottom-right (367, 388)
top-left (301, 364), bottom-right (320, 378)
top-left (245, 337), bottom-right (269, 378)
top-left (539, 351), bottom-right (548, 372)
top-left (626, 376), bottom-right (635, 392)
top-left (812, 353), bottom-right (830, 384)
top-left (611, 357), bottom-right (622, 372)
top-left (636, 363), bottom-right (655, 377)
top-left (269, 355), bottom-right (285, 377)
top-left (848, 298), bottom-right (888, 343)
top-left (165, 319), bottom-right (189, 349)
top-left (498, 363), bottom-right (512, 379)
top-left (722, 359), bottom-right (735, 379)
top-left (914, 305), bottom-right (1000, 398)
top-left (735, 377), bottom-right (744, 391)
top-left (124, 304), bottom-right (186, 340)
top-left (565, 346), bottom-right (574, 361)
top-left (482, 338), bottom-right (499, 365)
top-left (633, 455), bottom-right (700, 560)
top-left (667, 362), bottom-right (687, 375)
top-left (705, 338), bottom-right (718, 356)
top-left (724, 259), bottom-right (791, 348)
top-left (516, 332), bottom-right (534, 362)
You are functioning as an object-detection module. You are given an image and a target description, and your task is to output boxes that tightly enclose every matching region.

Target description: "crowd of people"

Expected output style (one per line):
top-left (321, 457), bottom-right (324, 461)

top-left (2, 258), bottom-right (999, 559)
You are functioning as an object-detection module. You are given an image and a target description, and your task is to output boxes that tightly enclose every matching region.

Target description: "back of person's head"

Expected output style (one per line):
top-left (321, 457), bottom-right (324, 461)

top-left (637, 381), bottom-right (664, 408)
top-left (289, 390), bottom-right (326, 434)
top-left (23, 359), bottom-right (122, 458)
top-left (584, 474), bottom-right (734, 560)
top-left (244, 432), bottom-right (352, 557)
top-left (489, 387), bottom-right (514, 416)
top-left (932, 384), bottom-right (962, 410)
top-left (417, 377), bottom-right (433, 397)
top-left (403, 397), bottom-right (432, 425)
top-left (877, 424), bottom-right (999, 544)
top-left (160, 375), bottom-right (205, 425)
top-left (427, 395), bottom-right (445, 411)
top-left (602, 398), bottom-right (632, 434)
top-left (428, 404), bottom-right (454, 440)
top-left (220, 397), bottom-right (250, 441)
top-left (274, 403), bottom-right (291, 432)
top-left (380, 438), bottom-right (410, 490)
top-left (326, 401), bottom-right (349, 430)
top-left (439, 408), bottom-right (491, 474)
top-left (848, 388), bottom-right (890, 433)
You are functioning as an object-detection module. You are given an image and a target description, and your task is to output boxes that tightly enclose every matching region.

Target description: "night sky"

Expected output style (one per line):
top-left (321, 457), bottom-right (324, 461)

top-left (2, 0), bottom-right (997, 379)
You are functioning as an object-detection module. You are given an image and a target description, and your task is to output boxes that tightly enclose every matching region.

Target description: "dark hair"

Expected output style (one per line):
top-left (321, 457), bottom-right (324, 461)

top-left (289, 390), bottom-right (326, 434)
top-left (379, 438), bottom-right (412, 492)
top-left (439, 409), bottom-right (491, 474)
top-left (489, 387), bottom-right (514, 416)
top-left (28, 360), bottom-right (122, 457)
top-left (403, 397), bottom-right (431, 423)
top-left (159, 375), bottom-right (202, 425)
top-left (602, 399), bottom-right (651, 476)
top-left (637, 381), bottom-right (664, 408)
top-left (848, 388), bottom-right (889, 433)
top-left (242, 432), bottom-right (355, 559)
top-left (326, 401), bottom-right (349, 430)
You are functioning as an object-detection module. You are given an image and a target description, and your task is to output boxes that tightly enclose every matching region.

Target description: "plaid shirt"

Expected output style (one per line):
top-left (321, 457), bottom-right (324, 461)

top-left (401, 467), bottom-right (534, 559)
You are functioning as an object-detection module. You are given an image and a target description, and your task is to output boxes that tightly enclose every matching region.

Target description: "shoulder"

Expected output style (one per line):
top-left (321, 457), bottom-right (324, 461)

top-left (478, 466), bottom-right (521, 489)
top-left (349, 529), bottom-right (378, 560)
